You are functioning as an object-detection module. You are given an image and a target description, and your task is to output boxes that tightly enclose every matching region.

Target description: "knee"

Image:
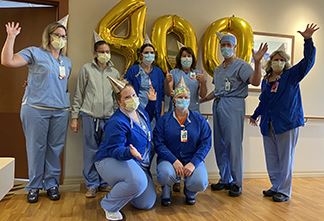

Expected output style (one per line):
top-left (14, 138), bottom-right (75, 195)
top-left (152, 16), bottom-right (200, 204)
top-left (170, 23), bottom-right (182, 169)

top-left (133, 195), bottom-right (156, 210)
top-left (157, 162), bottom-right (175, 185)
top-left (186, 178), bottom-right (208, 193)
top-left (128, 175), bottom-right (148, 197)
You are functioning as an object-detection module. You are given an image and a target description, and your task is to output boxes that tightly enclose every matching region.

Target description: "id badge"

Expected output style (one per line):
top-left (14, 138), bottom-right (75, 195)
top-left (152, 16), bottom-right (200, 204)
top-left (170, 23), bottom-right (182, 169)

top-left (189, 71), bottom-right (196, 79)
top-left (59, 65), bottom-right (66, 80)
top-left (224, 78), bottom-right (231, 91)
top-left (271, 81), bottom-right (279, 93)
top-left (180, 130), bottom-right (188, 143)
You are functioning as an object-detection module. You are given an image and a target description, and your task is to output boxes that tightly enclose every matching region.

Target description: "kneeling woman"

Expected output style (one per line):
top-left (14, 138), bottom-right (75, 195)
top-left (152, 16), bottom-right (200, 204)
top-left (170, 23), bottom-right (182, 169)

top-left (95, 76), bottom-right (156, 221)
top-left (154, 77), bottom-right (211, 206)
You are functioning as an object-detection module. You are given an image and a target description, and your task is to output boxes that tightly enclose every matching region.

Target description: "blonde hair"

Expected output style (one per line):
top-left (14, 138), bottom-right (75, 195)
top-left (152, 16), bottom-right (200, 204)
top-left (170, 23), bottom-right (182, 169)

top-left (41, 22), bottom-right (67, 55)
top-left (264, 50), bottom-right (291, 79)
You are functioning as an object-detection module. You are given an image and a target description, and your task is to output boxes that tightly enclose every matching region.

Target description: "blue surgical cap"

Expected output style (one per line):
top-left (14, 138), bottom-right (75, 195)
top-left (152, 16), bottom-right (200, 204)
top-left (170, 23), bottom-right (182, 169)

top-left (220, 34), bottom-right (237, 46)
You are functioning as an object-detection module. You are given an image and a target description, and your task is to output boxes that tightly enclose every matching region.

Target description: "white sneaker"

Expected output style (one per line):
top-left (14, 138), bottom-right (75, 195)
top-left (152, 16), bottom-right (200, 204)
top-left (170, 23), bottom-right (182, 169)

top-left (104, 210), bottom-right (123, 220)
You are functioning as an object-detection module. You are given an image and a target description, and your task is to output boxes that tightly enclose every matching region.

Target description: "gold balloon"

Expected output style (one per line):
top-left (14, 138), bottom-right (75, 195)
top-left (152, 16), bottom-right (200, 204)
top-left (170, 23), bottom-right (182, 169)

top-left (151, 15), bottom-right (198, 73)
top-left (98, 0), bottom-right (146, 73)
top-left (202, 16), bottom-right (253, 76)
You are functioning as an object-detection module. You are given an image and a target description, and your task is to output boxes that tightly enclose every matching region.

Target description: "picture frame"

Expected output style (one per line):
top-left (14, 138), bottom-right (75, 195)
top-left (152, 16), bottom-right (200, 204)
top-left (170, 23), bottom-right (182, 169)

top-left (249, 31), bottom-right (295, 92)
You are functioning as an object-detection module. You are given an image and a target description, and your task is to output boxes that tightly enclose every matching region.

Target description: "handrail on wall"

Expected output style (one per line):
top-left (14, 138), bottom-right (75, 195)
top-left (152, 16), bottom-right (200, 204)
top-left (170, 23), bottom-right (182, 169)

top-left (201, 113), bottom-right (324, 122)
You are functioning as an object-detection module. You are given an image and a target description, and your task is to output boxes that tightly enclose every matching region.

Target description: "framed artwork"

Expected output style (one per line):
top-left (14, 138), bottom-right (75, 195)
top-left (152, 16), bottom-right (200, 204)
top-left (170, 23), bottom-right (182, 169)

top-left (249, 32), bottom-right (295, 92)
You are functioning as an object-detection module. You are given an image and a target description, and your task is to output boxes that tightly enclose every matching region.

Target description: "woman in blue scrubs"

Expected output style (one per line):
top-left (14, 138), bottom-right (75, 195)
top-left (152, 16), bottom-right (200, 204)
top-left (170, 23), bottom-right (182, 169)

top-left (154, 77), bottom-right (211, 206)
top-left (1, 21), bottom-right (71, 203)
top-left (95, 77), bottom-right (156, 221)
top-left (250, 23), bottom-right (319, 202)
top-left (124, 43), bottom-right (164, 123)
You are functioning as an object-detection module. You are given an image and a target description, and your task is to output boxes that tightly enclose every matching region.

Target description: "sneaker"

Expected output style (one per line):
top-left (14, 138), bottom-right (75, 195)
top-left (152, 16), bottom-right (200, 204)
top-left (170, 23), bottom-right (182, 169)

top-left (27, 189), bottom-right (39, 203)
top-left (263, 189), bottom-right (277, 197)
top-left (85, 188), bottom-right (97, 198)
top-left (211, 182), bottom-right (231, 191)
top-left (161, 185), bottom-right (172, 206)
top-left (47, 186), bottom-right (60, 201)
top-left (272, 193), bottom-right (289, 202)
top-left (228, 184), bottom-right (242, 197)
top-left (173, 183), bottom-right (181, 192)
top-left (98, 186), bottom-right (112, 192)
top-left (104, 210), bottom-right (123, 221)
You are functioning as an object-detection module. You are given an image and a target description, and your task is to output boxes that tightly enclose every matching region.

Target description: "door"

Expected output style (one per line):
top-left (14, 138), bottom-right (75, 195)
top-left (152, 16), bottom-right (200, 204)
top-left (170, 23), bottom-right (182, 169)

top-left (0, 6), bottom-right (57, 179)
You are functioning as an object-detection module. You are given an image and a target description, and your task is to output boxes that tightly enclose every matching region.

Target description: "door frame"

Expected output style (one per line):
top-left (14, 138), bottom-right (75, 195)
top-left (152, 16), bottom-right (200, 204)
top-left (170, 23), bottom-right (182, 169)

top-left (10, 0), bottom-right (68, 19)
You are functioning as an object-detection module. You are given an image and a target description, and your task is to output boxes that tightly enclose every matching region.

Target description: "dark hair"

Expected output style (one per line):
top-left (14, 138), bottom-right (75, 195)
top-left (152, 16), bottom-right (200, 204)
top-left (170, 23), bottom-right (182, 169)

top-left (175, 47), bottom-right (196, 70)
top-left (134, 43), bottom-right (158, 65)
top-left (94, 40), bottom-right (109, 52)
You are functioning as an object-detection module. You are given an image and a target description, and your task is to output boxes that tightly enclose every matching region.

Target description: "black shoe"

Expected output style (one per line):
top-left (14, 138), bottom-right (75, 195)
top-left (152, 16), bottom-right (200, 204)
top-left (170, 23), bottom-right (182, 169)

top-left (27, 189), bottom-right (39, 203)
top-left (263, 189), bottom-right (277, 197)
top-left (228, 184), bottom-right (242, 197)
top-left (173, 183), bottom-right (181, 192)
top-left (211, 182), bottom-right (231, 191)
top-left (47, 186), bottom-right (60, 201)
top-left (161, 198), bottom-right (171, 206)
top-left (272, 193), bottom-right (289, 202)
top-left (185, 196), bottom-right (196, 205)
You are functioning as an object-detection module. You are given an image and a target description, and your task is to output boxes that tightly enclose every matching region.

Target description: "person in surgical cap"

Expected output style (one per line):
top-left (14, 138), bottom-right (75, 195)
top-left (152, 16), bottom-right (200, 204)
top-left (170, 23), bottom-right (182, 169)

top-left (201, 32), bottom-right (268, 197)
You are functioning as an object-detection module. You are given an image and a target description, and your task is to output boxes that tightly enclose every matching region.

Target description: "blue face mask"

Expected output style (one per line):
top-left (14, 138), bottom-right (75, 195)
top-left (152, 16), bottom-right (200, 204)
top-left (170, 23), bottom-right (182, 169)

top-left (175, 98), bottom-right (190, 110)
top-left (221, 47), bottom-right (234, 58)
top-left (181, 57), bottom-right (193, 69)
top-left (143, 53), bottom-right (155, 65)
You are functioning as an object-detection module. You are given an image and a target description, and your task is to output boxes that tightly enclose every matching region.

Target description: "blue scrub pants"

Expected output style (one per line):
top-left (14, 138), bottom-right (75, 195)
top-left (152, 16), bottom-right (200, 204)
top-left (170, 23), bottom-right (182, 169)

top-left (263, 125), bottom-right (299, 197)
top-left (81, 112), bottom-right (108, 189)
top-left (212, 97), bottom-right (245, 187)
top-left (157, 161), bottom-right (208, 199)
top-left (20, 104), bottom-right (68, 191)
top-left (95, 158), bottom-right (156, 212)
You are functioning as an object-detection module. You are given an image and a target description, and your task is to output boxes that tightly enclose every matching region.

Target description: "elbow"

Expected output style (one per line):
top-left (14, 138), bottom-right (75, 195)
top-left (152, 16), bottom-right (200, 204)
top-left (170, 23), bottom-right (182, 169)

top-left (250, 79), bottom-right (261, 87)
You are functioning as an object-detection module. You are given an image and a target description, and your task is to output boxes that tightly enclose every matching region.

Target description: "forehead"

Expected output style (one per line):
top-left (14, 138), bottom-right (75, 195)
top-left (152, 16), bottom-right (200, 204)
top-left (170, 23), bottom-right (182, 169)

top-left (181, 50), bottom-right (192, 57)
top-left (120, 86), bottom-right (135, 98)
top-left (97, 44), bottom-right (110, 51)
top-left (143, 46), bottom-right (154, 52)
top-left (220, 41), bottom-right (234, 47)
top-left (53, 27), bottom-right (66, 34)
top-left (272, 53), bottom-right (285, 60)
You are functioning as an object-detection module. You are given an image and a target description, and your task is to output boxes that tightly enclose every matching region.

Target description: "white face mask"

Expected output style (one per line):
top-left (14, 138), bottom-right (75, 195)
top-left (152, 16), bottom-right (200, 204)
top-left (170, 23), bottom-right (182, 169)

top-left (124, 96), bottom-right (140, 112)
top-left (271, 60), bottom-right (286, 72)
top-left (51, 35), bottom-right (66, 50)
top-left (142, 53), bottom-right (155, 65)
top-left (181, 57), bottom-right (193, 68)
top-left (97, 52), bottom-right (111, 64)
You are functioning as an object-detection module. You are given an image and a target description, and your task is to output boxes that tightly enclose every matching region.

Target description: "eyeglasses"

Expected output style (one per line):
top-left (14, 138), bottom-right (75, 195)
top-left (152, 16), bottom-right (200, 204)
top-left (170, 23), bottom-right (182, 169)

top-left (51, 33), bottom-right (67, 40)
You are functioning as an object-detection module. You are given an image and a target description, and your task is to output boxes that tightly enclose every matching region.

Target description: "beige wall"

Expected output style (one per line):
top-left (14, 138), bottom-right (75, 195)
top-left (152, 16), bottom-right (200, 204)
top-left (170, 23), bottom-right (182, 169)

top-left (65, 0), bottom-right (324, 182)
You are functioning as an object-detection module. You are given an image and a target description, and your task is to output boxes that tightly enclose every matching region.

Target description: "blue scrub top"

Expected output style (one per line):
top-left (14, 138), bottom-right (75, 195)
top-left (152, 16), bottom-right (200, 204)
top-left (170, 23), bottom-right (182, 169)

top-left (213, 58), bottom-right (253, 98)
top-left (154, 110), bottom-right (211, 168)
top-left (251, 38), bottom-right (316, 136)
top-left (19, 47), bottom-right (71, 108)
top-left (125, 64), bottom-right (164, 122)
top-left (96, 107), bottom-right (152, 169)
top-left (169, 68), bottom-right (201, 112)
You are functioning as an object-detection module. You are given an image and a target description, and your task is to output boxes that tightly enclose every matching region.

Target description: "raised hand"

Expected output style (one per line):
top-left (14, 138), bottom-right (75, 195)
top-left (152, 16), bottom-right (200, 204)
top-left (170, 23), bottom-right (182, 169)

top-left (196, 72), bottom-right (206, 84)
top-left (147, 85), bottom-right (157, 101)
top-left (252, 43), bottom-right (268, 63)
top-left (5, 22), bottom-right (21, 38)
top-left (129, 144), bottom-right (142, 160)
top-left (298, 23), bottom-right (319, 39)
top-left (166, 71), bottom-right (173, 83)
